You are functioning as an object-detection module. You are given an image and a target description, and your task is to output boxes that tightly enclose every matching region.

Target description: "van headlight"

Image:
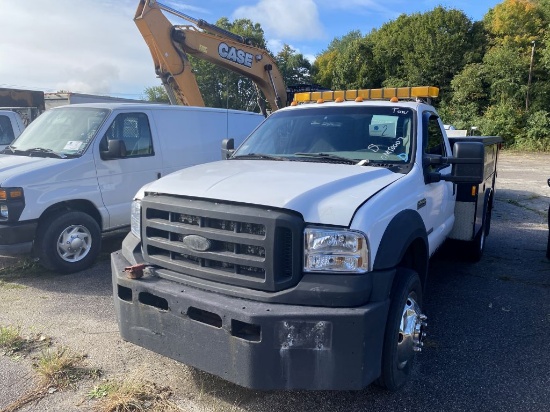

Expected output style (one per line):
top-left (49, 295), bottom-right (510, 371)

top-left (130, 200), bottom-right (141, 239)
top-left (0, 187), bottom-right (25, 221)
top-left (304, 228), bottom-right (369, 273)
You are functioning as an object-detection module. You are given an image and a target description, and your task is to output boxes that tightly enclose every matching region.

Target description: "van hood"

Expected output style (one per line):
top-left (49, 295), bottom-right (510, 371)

top-left (145, 160), bottom-right (404, 226)
top-left (0, 154), bottom-right (74, 186)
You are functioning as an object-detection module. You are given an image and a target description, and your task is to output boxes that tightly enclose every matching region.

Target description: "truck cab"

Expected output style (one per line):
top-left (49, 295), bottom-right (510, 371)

top-left (113, 87), bottom-right (500, 391)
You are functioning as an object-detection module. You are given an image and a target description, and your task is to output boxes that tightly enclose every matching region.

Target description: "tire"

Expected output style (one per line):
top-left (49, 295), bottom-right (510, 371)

top-left (484, 191), bottom-right (493, 237)
top-left (376, 268), bottom-right (426, 391)
top-left (36, 211), bottom-right (101, 273)
top-left (465, 190), bottom-right (492, 262)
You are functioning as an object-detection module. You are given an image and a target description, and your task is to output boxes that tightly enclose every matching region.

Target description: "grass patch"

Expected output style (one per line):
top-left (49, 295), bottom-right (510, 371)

top-left (0, 279), bottom-right (26, 290)
top-left (0, 325), bottom-right (26, 355)
top-left (0, 326), bottom-right (51, 357)
top-left (2, 346), bottom-right (101, 412)
top-left (0, 257), bottom-right (48, 280)
top-left (92, 378), bottom-right (179, 412)
top-left (35, 347), bottom-right (98, 389)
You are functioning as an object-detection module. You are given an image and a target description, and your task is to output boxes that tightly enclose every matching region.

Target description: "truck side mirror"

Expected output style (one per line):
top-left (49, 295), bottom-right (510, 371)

top-left (221, 138), bottom-right (235, 159)
top-left (425, 142), bottom-right (484, 184)
top-left (447, 141), bottom-right (484, 184)
top-left (101, 139), bottom-right (127, 160)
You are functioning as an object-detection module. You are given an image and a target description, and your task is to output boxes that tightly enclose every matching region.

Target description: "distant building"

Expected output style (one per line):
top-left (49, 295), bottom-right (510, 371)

top-left (45, 92), bottom-right (148, 110)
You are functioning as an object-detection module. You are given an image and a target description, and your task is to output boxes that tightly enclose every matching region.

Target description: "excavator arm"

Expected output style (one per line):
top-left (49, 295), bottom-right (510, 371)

top-left (134, 0), bottom-right (287, 111)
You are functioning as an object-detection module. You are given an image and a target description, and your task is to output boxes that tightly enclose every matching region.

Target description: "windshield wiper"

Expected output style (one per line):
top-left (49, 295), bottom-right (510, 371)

top-left (1, 145), bottom-right (15, 154)
top-left (294, 152), bottom-right (358, 165)
top-left (23, 148), bottom-right (67, 159)
top-left (231, 153), bottom-right (288, 161)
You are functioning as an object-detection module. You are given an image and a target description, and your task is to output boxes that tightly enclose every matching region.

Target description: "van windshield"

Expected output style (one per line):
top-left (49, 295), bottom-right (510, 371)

top-left (233, 106), bottom-right (415, 165)
top-left (4, 107), bottom-right (109, 158)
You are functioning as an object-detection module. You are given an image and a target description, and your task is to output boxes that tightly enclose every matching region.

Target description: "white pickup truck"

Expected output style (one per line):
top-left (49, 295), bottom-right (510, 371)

top-left (0, 110), bottom-right (25, 150)
top-left (112, 87), bottom-right (501, 391)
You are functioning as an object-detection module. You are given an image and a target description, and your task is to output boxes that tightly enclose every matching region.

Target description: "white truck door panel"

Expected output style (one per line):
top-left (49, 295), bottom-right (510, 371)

top-left (419, 113), bottom-right (455, 254)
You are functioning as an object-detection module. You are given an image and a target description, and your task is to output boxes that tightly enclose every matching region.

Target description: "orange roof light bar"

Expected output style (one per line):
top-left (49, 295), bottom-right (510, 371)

top-left (293, 86), bottom-right (439, 103)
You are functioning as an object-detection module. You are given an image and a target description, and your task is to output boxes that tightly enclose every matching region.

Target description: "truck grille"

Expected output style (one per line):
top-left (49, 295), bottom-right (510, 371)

top-left (141, 195), bottom-right (304, 292)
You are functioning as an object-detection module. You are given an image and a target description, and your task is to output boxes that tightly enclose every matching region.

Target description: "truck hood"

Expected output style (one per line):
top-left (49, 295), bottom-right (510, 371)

top-left (145, 160), bottom-right (404, 226)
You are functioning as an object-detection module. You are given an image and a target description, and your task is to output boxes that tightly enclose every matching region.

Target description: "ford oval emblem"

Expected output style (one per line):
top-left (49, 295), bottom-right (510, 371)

top-left (182, 235), bottom-right (212, 252)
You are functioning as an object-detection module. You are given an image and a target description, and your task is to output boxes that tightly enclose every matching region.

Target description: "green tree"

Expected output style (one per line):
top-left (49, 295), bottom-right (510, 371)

top-left (275, 44), bottom-right (313, 86)
top-left (372, 7), bottom-right (485, 98)
top-left (142, 85), bottom-right (170, 103)
top-left (331, 38), bottom-right (380, 89)
top-left (312, 30), bottom-right (363, 88)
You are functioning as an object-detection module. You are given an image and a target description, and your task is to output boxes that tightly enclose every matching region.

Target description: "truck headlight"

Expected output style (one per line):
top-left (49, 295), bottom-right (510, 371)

top-left (130, 200), bottom-right (141, 239)
top-left (304, 228), bottom-right (369, 273)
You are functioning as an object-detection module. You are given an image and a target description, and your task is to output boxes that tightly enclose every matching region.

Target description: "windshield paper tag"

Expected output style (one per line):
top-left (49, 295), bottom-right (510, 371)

top-left (63, 141), bottom-right (83, 151)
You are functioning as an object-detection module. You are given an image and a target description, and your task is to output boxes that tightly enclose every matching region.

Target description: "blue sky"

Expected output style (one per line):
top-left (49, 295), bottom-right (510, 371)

top-left (0, 0), bottom-right (502, 99)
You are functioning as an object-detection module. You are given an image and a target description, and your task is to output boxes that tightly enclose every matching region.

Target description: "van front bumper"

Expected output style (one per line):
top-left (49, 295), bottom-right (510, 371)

top-left (0, 221), bottom-right (37, 254)
top-left (112, 247), bottom-right (391, 390)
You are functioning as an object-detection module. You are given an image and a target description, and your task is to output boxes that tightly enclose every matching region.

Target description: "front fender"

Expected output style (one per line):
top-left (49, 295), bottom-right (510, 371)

top-left (373, 209), bottom-right (428, 272)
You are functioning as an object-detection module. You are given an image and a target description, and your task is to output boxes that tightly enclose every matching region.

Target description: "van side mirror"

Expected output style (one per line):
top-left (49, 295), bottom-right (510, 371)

top-left (101, 139), bottom-right (127, 160)
top-left (221, 138), bottom-right (235, 159)
top-left (425, 141), bottom-right (484, 184)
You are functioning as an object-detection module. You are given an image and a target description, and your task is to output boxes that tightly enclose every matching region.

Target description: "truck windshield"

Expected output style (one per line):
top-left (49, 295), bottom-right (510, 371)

top-left (5, 107), bottom-right (109, 158)
top-left (234, 106), bottom-right (415, 164)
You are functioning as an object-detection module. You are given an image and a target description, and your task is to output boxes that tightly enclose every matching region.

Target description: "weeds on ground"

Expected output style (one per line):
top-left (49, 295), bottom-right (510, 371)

top-left (0, 280), bottom-right (26, 290)
top-left (0, 325), bottom-right (26, 355)
top-left (0, 257), bottom-right (47, 280)
top-left (1, 342), bottom-right (100, 412)
top-left (0, 325), bottom-right (51, 357)
top-left (35, 347), bottom-right (95, 389)
top-left (91, 378), bottom-right (180, 412)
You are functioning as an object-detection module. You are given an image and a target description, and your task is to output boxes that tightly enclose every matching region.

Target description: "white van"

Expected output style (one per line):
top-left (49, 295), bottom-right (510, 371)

top-left (0, 110), bottom-right (26, 151)
top-left (0, 103), bottom-right (263, 273)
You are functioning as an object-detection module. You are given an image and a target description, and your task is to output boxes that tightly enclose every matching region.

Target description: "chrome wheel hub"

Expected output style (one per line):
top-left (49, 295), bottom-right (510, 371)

top-left (57, 225), bottom-right (92, 263)
top-left (396, 294), bottom-right (427, 370)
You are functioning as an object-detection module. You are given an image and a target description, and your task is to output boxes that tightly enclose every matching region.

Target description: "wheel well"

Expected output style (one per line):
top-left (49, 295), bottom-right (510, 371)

top-left (38, 200), bottom-right (102, 231)
top-left (397, 238), bottom-right (428, 289)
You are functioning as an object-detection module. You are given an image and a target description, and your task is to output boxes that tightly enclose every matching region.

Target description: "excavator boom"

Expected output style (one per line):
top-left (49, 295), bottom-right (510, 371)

top-left (135, 0), bottom-right (287, 111)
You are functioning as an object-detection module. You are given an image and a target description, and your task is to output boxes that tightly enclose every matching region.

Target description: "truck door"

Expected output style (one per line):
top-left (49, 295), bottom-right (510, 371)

top-left (420, 112), bottom-right (455, 253)
top-left (94, 111), bottom-right (162, 228)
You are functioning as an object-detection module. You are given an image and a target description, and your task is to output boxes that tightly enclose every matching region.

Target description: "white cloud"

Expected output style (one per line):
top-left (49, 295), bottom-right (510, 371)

top-left (0, 0), bottom-right (160, 97)
top-left (267, 39), bottom-right (285, 55)
top-left (233, 0), bottom-right (324, 40)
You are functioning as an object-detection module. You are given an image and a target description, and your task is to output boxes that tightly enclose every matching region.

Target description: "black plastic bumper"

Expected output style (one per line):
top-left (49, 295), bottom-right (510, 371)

top-left (112, 249), bottom-right (391, 390)
top-left (0, 220), bottom-right (37, 254)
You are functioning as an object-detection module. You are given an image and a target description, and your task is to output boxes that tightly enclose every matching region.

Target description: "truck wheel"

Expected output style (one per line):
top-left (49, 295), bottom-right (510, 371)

top-left (484, 191), bottom-right (493, 237)
top-left (465, 189), bottom-right (491, 262)
top-left (36, 211), bottom-right (101, 273)
top-left (376, 268), bottom-right (426, 391)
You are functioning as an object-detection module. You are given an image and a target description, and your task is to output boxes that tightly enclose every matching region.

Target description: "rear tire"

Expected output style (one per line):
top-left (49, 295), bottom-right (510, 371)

top-left (376, 268), bottom-right (426, 391)
top-left (36, 211), bottom-right (101, 273)
top-left (465, 189), bottom-right (492, 262)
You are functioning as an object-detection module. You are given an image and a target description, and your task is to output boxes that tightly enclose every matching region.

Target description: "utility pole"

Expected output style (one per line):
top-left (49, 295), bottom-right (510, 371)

top-left (526, 40), bottom-right (535, 111)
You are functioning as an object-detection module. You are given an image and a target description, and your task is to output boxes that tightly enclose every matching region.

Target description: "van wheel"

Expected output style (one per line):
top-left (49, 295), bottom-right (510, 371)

top-left (376, 268), bottom-right (426, 391)
top-left (37, 211), bottom-right (101, 273)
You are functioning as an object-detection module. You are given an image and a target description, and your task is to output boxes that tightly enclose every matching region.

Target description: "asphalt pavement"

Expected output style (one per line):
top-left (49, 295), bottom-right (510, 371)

top-left (0, 151), bottom-right (548, 412)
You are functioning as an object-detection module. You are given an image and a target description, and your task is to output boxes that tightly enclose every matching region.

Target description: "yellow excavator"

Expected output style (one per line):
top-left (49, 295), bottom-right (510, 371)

top-left (134, 0), bottom-right (289, 115)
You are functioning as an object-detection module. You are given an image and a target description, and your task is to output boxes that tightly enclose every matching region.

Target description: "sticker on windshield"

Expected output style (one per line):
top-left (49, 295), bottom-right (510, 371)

top-left (63, 141), bottom-right (83, 151)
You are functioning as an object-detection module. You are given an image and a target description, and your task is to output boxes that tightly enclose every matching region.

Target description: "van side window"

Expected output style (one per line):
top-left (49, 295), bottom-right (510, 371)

top-left (101, 113), bottom-right (154, 157)
top-left (0, 115), bottom-right (15, 145)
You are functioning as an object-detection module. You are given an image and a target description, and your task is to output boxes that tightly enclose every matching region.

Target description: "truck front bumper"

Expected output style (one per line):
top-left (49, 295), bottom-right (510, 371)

top-left (0, 221), bottom-right (37, 254)
top-left (112, 248), bottom-right (391, 390)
